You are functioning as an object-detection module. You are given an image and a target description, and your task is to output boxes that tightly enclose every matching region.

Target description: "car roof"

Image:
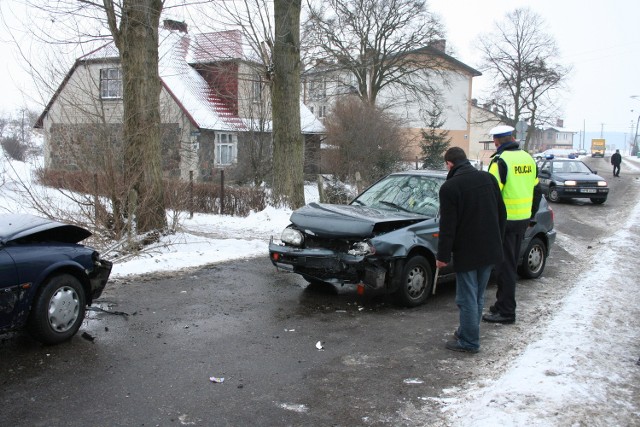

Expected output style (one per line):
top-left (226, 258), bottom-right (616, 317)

top-left (0, 214), bottom-right (91, 244)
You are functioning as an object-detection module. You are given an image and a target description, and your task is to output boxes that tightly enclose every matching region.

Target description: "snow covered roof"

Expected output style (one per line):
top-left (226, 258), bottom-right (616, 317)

top-left (37, 27), bottom-right (324, 134)
top-left (158, 29), bottom-right (244, 131)
top-left (542, 126), bottom-right (578, 133)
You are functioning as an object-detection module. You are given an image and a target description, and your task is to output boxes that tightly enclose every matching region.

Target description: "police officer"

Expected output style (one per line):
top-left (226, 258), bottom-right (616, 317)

top-left (483, 125), bottom-right (541, 324)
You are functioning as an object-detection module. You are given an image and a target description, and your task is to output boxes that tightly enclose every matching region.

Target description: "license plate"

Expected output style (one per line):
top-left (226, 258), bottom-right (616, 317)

top-left (580, 188), bottom-right (596, 193)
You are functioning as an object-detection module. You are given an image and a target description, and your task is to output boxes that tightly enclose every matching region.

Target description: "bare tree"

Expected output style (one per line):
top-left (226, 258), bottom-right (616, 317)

top-left (233, 65), bottom-right (273, 186)
top-left (17, 0), bottom-right (168, 233)
top-left (476, 8), bottom-right (570, 151)
top-left (176, 0), bottom-right (305, 208)
top-left (271, 0), bottom-right (305, 208)
top-left (323, 96), bottom-right (407, 185)
top-left (302, 0), bottom-right (446, 108)
top-left (104, 0), bottom-right (167, 232)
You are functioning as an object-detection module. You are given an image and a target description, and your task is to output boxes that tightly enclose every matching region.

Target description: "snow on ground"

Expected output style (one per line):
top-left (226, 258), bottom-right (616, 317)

top-left (436, 182), bottom-right (640, 426)
top-left (2, 150), bottom-right (640, 424)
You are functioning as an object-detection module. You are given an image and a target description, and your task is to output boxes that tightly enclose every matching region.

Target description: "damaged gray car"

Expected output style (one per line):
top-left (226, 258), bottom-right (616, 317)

top-left (269, 170), bottom-right (555, 307)
top-left (0, 214), bottom-right (112, 344)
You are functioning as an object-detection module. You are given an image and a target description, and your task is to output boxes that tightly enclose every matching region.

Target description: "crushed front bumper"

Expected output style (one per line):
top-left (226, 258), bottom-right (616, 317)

top-left (268, 238), bottom-right (388, 289)
top-left (88, 259), bottom-right (113, 301)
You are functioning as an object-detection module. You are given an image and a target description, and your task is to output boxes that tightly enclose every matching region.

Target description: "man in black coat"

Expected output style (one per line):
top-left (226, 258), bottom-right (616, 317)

top-left (611, 149), bottom-right (622, 177)
top-left (436, 147), bottom-right (506, 353)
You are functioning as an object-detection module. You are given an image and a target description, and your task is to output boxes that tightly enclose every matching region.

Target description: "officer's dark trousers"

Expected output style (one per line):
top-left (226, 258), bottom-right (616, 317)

top-left (494, 219), bottom-right (529, 317)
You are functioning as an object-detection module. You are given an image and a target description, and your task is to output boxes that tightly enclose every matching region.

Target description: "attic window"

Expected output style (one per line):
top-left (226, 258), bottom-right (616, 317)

top-left (100, 68), bottom-right (123, 99)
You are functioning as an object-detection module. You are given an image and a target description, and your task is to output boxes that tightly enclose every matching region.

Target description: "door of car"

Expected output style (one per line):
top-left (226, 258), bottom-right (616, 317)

top-left (537, 161), bottom-right (552, 191)
top-left (0, 248), bottom-right (21, 328)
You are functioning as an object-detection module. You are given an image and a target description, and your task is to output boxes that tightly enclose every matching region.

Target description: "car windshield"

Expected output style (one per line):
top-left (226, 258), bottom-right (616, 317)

top-left (352, 174), bottom-right (444, 216)
top-left (551, 161), bottom-right (592, 174)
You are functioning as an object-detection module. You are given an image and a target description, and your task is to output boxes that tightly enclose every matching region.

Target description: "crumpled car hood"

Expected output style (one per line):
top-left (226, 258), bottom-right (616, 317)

top-left (0, 214), bottom-right (91, 245)
top-left (290, 202), bottom-right (427, 238)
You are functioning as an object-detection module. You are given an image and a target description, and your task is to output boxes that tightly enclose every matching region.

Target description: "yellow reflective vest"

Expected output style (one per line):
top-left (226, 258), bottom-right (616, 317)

top-left (489, 150), bottom-right (538, 220)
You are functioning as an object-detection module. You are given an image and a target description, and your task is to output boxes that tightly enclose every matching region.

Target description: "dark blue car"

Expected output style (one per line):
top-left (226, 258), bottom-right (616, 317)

top-left (269, 170), bottom-right (555, 307)
top-left (0, 214), bottom-right (112, 344)
top-left (536, 158), bottom-right (609, 204)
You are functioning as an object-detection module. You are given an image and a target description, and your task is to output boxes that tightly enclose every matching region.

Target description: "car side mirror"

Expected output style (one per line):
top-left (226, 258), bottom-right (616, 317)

top-left (592, 170), bottom-right (597, 174)
top-left (539, 170), bottom-right (550, 178)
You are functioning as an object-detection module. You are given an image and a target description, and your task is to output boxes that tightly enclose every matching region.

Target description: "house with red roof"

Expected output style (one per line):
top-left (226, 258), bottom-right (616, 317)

top-left (35, 20), bottom-right (324, 184)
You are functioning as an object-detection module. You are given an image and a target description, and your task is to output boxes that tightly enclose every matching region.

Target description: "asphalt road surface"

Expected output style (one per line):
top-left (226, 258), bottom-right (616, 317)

top-left (1, 156), bottom-right (638, 426)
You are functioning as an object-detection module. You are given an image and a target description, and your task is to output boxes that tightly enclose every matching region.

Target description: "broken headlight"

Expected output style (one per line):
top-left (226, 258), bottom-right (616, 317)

top-left (348, 240), bottom-right (375, 256)
top-left (281, 228), bottom-right (304, 246)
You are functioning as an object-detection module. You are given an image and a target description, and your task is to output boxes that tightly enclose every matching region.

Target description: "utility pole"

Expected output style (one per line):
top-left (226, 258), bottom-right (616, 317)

top-left (631, 116), bottom-right (640, 156)
top-left (21, 109), bottom-right (25, 144)
top-left (632, 96), bottom-right (640, 155)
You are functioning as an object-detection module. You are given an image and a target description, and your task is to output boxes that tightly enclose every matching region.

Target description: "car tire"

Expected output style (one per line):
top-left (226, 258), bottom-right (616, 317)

top-left (590, 198), bottom-right (606, 205)
top-left (547, 186), bottom-right (561, 203)
top-left (395, 255), bottom-right (432, 307)
top-left (27, 274), bottom-right (86, 345)
top-left (518, 237), bottom-right (547, 279)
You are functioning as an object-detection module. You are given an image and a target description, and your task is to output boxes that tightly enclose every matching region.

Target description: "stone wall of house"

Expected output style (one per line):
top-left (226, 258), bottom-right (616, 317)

top-left (47, 122), bottom-right (183, 178)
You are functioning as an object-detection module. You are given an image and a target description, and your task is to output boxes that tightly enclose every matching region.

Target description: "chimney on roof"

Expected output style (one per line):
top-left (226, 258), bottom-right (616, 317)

top-left (428, 39), bottom-right (446, 52)
top-left (556, 118), bottom-right (564, 128)
top-left (164, 19), bottom-right (188, 33)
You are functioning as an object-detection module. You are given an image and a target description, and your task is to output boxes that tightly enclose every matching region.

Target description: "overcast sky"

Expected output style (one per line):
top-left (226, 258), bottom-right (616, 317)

top-left (430, 0), bottom-right (640, 135)
top-left (1, 0), bottom-right (639, 135)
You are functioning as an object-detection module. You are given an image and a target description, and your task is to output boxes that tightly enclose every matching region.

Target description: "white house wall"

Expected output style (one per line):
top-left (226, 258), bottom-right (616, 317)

top-left (43, 59), bottom-right (200, 179)
top-left (470, 105), bottom-right (502, 166)
top-left (42, 60), bottom-right (125, 167)
top-left (380, 70), bottom-right (470, 132)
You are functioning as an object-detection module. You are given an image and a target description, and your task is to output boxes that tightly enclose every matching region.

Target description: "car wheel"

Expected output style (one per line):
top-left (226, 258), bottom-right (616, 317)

top-left (27, 274), bottom-right (86, 345)
top-left (590, 198), bottom-right (606, 205)
top-left (518, 237), bottom-right (547, 279)
top-left (395, 255), bottom-right (432, 307)
top-left (547, 186), bottom-right (560, 202)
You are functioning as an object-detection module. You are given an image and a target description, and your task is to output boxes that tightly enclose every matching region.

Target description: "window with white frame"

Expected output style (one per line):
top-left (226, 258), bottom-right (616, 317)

top-left (215, 133), bottom-right (237, 165)
top-left (310, 77), bottom-right (326, 100)
top-left (252, 73), bottom-right (263, 102)
top-left (100, 68), bottom-right (123, 99)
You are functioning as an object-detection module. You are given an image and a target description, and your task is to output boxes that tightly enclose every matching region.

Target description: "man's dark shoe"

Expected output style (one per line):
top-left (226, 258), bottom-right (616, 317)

top-left (482, 312), bottom-right (515, 324)
top-left (453, 328), bottom-right (460, 340)
top-left (445, 340), bottom-right (479, 354)
top-left (489, 304), bottom-right (498, 314)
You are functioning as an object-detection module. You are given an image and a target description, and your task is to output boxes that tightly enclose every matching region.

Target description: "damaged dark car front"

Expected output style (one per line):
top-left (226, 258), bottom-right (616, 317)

top-left (0, 214), bottom-right (112, 344)
top-left (269, 170), bottom-right (555, 307)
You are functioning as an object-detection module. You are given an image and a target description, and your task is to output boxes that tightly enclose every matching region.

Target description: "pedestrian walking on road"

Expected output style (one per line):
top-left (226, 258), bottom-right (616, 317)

top-left (611, 149), bottom-right (622, 177)
top-left (483, 125), bottom-right (541, 325)
top-left (436, 147), bottom-right (506, 353)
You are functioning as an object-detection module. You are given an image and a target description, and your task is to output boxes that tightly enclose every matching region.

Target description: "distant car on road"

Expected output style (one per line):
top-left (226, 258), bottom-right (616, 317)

top-left (536, 158), bottom-right (609, 204)
top-left (269, 170), bottom-right (556, 307)
top-left (0, 214), bottom-right (112, 344)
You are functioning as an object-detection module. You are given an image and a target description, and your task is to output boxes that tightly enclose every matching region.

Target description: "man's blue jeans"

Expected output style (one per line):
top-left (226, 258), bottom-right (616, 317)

top-left (455, 265), bottom-right (494, 350)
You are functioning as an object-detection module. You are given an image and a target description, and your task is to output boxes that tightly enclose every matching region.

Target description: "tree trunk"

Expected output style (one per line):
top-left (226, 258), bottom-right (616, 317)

top-left (271, 0), bottom-right (305, 209)
top-left (118, 0), bottom-right (167, 233)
